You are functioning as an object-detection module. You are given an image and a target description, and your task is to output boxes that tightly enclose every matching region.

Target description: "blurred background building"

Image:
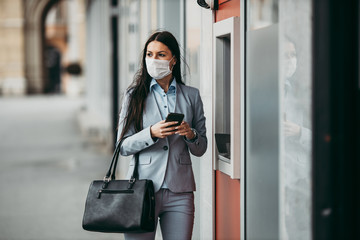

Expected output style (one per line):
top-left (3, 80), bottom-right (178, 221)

top-left (0, 0), bottom-right (26, 95)
top-left (0, 0), bottom-right (85, 96)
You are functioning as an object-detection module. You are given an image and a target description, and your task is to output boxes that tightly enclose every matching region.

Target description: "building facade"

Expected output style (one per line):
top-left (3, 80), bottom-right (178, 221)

top-left (0, 0), bottom-right (85, 95)
top-left (84, 0), bottom-right (360, 239)
top-left (0, 0), bottom-right (26, 95)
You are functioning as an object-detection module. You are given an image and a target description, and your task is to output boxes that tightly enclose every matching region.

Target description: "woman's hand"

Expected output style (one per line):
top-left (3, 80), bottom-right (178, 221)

top-left (150, 120), bottom-right (178, 138)
top-left (175, 121), bottom-right (195, 140)
top-left (284, 120), bottom-right (301, 138)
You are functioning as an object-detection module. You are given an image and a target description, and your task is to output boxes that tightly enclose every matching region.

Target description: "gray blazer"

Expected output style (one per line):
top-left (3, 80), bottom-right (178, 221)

top-left (117, 84), bottom-right (207, 193)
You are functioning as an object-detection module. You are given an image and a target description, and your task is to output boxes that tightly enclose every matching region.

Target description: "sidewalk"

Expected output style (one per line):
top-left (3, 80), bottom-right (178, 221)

top-left (0, 96), bottom-right (122, 240)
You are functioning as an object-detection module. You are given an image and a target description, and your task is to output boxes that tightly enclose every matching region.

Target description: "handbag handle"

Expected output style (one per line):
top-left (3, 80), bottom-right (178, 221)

top-left (104, 140), bottom-right (140, 185)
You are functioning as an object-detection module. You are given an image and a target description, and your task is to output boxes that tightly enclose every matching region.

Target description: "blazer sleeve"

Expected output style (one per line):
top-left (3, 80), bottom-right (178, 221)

top-left (185, 89), bottom-right (207, 157)
top-left (116, 92), bottom-right (156, 156)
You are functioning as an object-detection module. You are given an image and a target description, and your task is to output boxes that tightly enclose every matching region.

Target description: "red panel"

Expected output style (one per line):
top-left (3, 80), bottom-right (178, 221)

top-left (215, 0), bottom-right (240, 22)
top-left (215, 171), bottom-right (241, 240)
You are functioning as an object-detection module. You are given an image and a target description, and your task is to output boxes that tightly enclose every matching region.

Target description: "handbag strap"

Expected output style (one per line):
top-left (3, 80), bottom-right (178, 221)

top-left (104, 142), bottom-right (120, 180)
top-left (131, 153), bottom-right (140, 180)
top-left (104, 140), bottom-right (140, 184)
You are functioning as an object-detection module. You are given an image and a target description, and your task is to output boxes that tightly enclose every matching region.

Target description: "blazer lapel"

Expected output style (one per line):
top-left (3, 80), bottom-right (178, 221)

top-left (174, 84), bottom-right (188, 114)
top-left (143, 91), bottom-right (162, 128)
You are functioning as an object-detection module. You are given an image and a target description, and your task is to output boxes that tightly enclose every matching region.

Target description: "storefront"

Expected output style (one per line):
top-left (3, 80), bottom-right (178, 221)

top-left (84, 0), bottom-right (359, 239)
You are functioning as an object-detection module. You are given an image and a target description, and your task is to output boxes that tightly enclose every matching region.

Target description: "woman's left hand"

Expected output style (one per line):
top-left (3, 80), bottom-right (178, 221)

top-left (175, 121), bottom-right (195, 140)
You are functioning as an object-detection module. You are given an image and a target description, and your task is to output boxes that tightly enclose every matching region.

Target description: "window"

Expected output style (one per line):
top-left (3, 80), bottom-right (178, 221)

top-left (244, 0), bottom-right (312, 239)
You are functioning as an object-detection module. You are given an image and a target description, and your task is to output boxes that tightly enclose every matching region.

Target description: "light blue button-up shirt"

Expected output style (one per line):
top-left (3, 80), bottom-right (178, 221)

top-left (150, 78), bottom-right (177, 189)
top-left (150, 78), bottom-right (177, 119)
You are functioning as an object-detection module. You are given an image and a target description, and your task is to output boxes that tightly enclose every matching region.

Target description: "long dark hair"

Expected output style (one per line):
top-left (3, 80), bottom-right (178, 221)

top-left (119, 31), bottom-right (185, 140)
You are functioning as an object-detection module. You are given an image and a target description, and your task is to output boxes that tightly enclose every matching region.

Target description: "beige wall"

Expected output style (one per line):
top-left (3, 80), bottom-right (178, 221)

top-left (0, 0), bottom-right (26, 95)
top-left (0, 0), bottom-right (86, 95)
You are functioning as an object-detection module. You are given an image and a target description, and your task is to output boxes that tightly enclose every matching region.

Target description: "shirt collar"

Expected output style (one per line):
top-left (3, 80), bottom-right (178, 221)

top-left (150, 78), bottom-right (177, 92)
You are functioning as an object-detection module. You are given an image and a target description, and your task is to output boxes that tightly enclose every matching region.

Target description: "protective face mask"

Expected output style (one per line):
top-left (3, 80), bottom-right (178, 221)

top-left (145, 57), bottom-right (174, 79)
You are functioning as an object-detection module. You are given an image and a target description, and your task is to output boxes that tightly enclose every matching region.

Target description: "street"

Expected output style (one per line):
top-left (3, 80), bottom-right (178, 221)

top-left (0, 96), bottom-right (122, 240)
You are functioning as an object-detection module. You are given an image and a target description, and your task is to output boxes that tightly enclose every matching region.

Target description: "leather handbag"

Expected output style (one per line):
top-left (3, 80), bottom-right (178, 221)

top-left (82, 142), bottom-right (156, 233)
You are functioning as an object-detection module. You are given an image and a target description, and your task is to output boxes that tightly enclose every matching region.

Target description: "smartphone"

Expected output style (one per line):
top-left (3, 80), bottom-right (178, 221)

top-left (165, 113), bottom-right (184, 128)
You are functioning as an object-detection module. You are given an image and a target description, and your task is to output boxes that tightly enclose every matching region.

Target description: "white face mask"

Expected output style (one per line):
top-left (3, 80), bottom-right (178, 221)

top-left (145, 57), bottom-right (174, 79)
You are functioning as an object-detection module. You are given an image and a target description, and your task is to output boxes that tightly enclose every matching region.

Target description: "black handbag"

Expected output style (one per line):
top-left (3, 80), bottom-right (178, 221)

top-left (82, 142), bottom-right (156, 233)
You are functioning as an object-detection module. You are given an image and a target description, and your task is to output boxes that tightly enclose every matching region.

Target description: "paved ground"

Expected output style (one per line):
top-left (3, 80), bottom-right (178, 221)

top-left (0, 96), bottom-right (123, 240)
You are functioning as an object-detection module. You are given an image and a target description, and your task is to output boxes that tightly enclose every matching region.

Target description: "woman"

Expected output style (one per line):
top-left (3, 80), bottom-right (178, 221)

top-left (117, 31), bottom-right (207, 240)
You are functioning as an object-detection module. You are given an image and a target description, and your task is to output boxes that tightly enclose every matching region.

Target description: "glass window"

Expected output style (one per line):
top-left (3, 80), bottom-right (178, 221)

top-left (185, 0), bottom-right (201, 87)
top-left (248, 0), bottom-right (278, 30)
top-left (279, 1), bottom-right (312, 239)
top-left (245, 0), bottom-right (312, 239)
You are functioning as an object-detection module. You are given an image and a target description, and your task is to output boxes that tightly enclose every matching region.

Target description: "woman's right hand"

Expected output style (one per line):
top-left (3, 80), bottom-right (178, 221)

top-left (150, 120), bottom-right (178, 138)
